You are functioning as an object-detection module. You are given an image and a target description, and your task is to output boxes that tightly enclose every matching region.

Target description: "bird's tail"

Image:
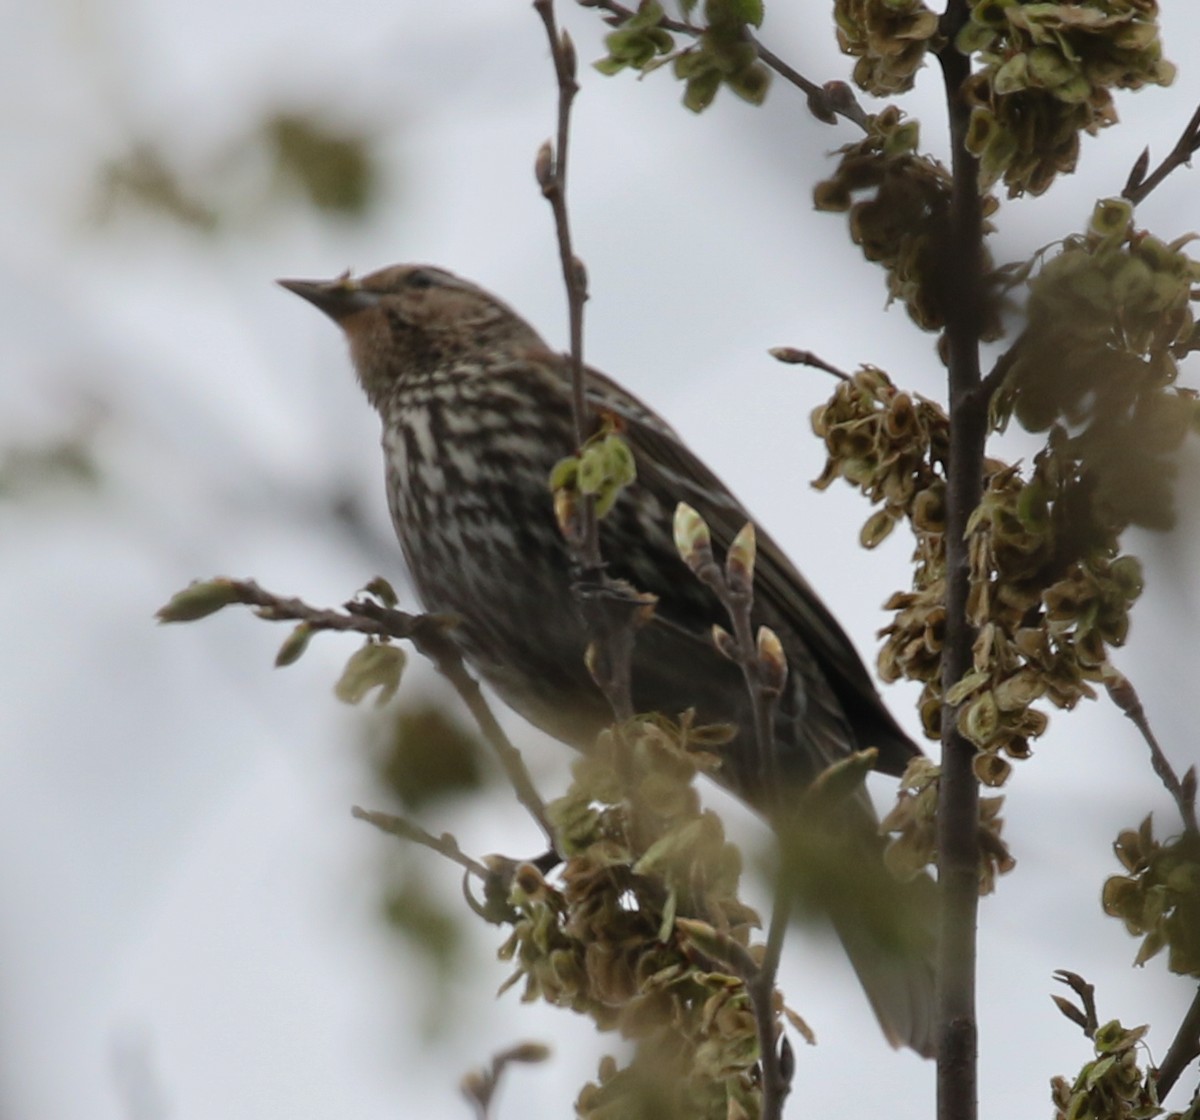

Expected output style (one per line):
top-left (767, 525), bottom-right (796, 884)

top-left (827, 868), bottom-right (938, 1058)
top-left (780, 812), bottom-right (938, 1058)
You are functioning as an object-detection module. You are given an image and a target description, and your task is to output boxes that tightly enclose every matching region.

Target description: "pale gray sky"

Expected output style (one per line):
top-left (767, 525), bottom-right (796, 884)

top-left (2, 2), bottom-right (1198, 1118)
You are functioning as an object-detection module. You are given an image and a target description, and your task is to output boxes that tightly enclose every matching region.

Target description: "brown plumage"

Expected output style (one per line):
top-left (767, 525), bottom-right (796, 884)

top-left (280, 263), bottom-right (937, 1057)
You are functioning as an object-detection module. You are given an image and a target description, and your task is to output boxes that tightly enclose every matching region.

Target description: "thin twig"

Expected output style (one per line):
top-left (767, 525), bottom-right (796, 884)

top-left (678, 901), bottom-right (793, 1119)
top-left (676, 510), bottom-right (791, 1118)
top-left (973, 337), bottom-right (1023, 413)
top-left (1104, 668), bottom-right (1199, 835)
top-left (535, 0), bottom-right (640, 723)
top-left (533, 0), bottom-right (592, 545)
top-left (1154, 984), bottom-right (1200, 1101)
top-left (716, 583), bottom-right (792, 1117)
top-left (461, 1043), bottom-right (553, 1120)
top-left (581, 0), bottom-right (869, 131)
top-left (161, 578), bottom-right (555, 845)
top-left (1121, 103), bottom-right (1200, 206)
top-left (351, 806), bottom-right (491, 879)
top-left (769, 346), bottom-right (852, 381)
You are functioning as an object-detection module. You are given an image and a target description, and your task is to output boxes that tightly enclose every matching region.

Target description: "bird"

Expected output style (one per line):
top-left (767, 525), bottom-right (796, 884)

top-left (279, 263), bottom-right (937, 1057)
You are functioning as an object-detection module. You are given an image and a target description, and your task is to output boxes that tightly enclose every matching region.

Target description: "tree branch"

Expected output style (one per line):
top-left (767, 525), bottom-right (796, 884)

top-left (580, 0), bottom-right (869, 130)
top-left (535, 0), bottom-right (641, 723)
top-left (935, 3), bottom-right (988, 1116)
top-left (675, 506), bottom-right (791, 1117)
top-left (769, 346), bottom-right (852, 381)
top-left (1104, 668), bottom-right (1199, 835)
top-left (1154, 984), bottom-right (1200, 1102)
top-left (159, 578), bottom-right (555, 846)
top-left (351, 806), bottom-right (491, 880)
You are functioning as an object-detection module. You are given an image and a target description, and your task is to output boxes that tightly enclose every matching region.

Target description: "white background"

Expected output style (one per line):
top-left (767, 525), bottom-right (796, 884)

top-left (2, 2), bottom-right (1198, 1117)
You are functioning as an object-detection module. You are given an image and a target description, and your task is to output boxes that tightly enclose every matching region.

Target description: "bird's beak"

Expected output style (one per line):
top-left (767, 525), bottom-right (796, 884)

top-left (277, 274), bottom-right (379, 322)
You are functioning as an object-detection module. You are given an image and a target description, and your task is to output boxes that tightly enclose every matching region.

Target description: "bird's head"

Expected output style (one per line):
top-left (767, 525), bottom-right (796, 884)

top-left (278, 264), bottom-right (544, 410)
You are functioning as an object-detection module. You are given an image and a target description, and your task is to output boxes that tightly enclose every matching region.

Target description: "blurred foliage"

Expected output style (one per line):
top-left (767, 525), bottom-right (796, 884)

top-left (92, 110), bottom-right (380, 230)
top-left (813, 106), bottom-right (1003, 340)
top-left (591, 0), bottom-right (771, 112)
top-left (880, 757), bottom-right (1014, 893)
top-left (382, 872), bottom-right (464, 981)
top-left (1104, 815), bottom-right (1200, 977)
top-left (370, 701), bottom-right (488, 811)
top-left (0, 430), bottom-right (99, 499)
top-left (996, 199), bottom-right (1200, 531)
top-left (265, 113), bottom-right (377, 215)
top-left (95, 144), bottom-right (218, 230)
top-left (497, 713), bottom-right (777, 1120)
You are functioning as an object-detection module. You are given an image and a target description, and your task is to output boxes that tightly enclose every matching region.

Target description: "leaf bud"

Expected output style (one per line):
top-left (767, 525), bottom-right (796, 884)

top-left (673, 502), bottom-right (714, 571)
top-left (756, 625), bottom-right (788, 696)
top-left (535, 140), bottom-right (555, 193)
top-left (156, 578), bottom-right (239, 623)
top-left (275, 622), bottom-right (313, 667)
top-left (725, 520), bottom-right (756, 594)
top-left (711, 624), bottom-right (738, 661)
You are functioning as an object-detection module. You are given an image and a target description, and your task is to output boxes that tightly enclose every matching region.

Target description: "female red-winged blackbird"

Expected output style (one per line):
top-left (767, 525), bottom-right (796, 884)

top-left (280, 263), bottom-right (936, 1057)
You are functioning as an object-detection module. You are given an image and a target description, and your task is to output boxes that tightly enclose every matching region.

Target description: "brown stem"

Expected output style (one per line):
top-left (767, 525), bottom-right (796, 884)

top-left (1154, 984), bottom-right (1200, 1102)
top-left (350, 806), bottom-right (490, 879)
top-left (536, 0), bottom-right (640, 723)
top-left (685, 533), bottom-right (791, 1118)
top-left (1121, 102), bottom-right (1200, 206)
top-left (534, 0), bottom-right (593, 552)
top-left (1103, 669), bottom-right (1199, 835)
top-left (188, 579), bottom-right (556, 846)
top-left (935, 5), bottom-right (988, 1118)
top-left (769, 346), bottom-right (852, 381)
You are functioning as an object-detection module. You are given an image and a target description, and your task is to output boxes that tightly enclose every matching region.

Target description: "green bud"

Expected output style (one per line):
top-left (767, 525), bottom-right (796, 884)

top-left (683, 68), bottom-right (722, 113)
top-left (156, 579), bottom-right (239, 623)
top-left (1089, 196), bottom-right (1132, 237)
top-left (725, 520), bottom-right (756, 593)
top-left (334, 641), bottom-right (406, 706)
top-left (756, 625), bottom-right (787, 695)
top-left (363, 576), bottom-right (398, 608)
top-left (275, 622), bottom-right (313, 667)
top-left (548, 454), bottom-right (579, 492)
top-left (711, 624), bottom-right (738, 661)
top-left (673, 502), bottom-right (714, 570)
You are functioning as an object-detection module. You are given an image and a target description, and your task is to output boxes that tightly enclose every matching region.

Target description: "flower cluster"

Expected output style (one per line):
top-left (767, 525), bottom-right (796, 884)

top-left (1103, 814), bottom-right (1200, 978)
top-left (497, 715), bottom-right (774, 1120)
top-left (834, 0), bottom-right (941, 95)
top-left (880, 757), bottom-right (1015, 893)
top-left (591, 0), bottom-right (771, 113)
top-left (814, 107), bottom-right (1002, 337)
top-left (813, 362), bottom-right (1151, 794)
top-left (999, 199), bottom-right (1200, 531)
top-left (1050, 1019), bottom-right (1171, 1120)
top-left (958, 0), bottom-right (1175, 196)
top-left (811, 364), bottom-right (949, 550)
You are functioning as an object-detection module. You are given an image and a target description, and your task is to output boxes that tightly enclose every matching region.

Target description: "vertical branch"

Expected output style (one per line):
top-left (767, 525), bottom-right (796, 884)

top-left (533, 0), bottom-right (599, 573)
top-left (535, 0), bottom-right (640, 722)
top-left (674, 504), bottom-right (792, 1118)
top-left (936, 4), bottom-right (988, 1119)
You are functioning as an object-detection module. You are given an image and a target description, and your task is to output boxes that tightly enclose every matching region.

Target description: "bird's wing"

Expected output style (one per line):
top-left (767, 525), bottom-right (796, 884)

top-left (588, 377), bottom-right (878, 693)
top-left (587, 370), bottom-right (918, 773)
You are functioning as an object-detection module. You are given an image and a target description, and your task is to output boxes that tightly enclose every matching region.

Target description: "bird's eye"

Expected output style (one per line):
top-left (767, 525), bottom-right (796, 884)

top-left (406, 270), bottom-right (437, 290)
